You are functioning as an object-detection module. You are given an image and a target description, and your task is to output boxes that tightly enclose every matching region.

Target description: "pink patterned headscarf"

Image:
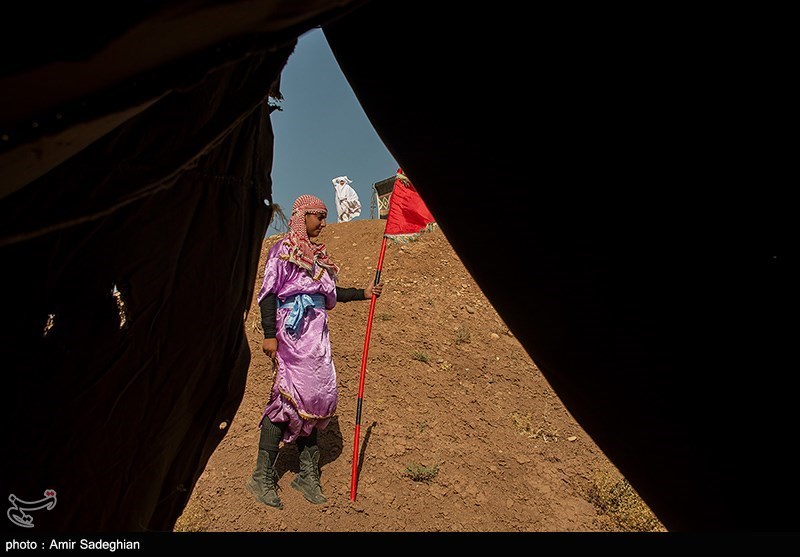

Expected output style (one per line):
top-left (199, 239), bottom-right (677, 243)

top-left (281, 194), bottom-right (339, 280)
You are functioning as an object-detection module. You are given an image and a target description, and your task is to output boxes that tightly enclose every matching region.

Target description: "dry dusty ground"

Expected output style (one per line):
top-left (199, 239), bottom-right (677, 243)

top-left (175, 218), bottom-right (665, 533)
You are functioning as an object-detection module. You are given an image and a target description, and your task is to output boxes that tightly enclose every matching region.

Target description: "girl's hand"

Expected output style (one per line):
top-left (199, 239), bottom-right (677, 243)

top-left (365, 281), bottom-right (384, 298)
top-left (262, 337), bottom-right (278, 359)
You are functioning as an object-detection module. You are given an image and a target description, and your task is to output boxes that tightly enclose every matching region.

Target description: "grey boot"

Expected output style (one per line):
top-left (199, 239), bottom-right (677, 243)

top-left (246, 420), bottom-right (285, 509)
top-left (246, 449), bottom-right (283, 509)
top-left (291, 445), bottom-right (327, 504)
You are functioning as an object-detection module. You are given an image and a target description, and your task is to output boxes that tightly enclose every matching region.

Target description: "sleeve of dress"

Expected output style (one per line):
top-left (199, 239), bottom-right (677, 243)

top-left (257, 245), bottom-right (285, 304)
top-left (336, 286), bottom-right (366, 302)
top-left (259, 293), bottom-right (277, 338)
top-left (257, 244), bottom-right (286, 337)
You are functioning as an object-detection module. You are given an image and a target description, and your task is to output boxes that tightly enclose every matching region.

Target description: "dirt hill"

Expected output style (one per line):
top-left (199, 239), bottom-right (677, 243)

top-left (175, 218), bottom-right (665, 532)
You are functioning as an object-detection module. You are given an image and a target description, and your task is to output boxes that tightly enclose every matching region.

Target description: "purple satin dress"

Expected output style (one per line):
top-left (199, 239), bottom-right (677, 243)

top-left (256, 239), bottom-right (338, 443)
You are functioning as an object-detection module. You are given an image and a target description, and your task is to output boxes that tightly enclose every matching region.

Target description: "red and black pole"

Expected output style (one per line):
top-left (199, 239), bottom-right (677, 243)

top-left (350, 235), bottom-right (388, 501)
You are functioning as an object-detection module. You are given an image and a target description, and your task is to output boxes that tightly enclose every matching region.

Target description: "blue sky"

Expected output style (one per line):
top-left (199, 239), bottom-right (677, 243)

top-left (266, 28), bottom-right (399, 235)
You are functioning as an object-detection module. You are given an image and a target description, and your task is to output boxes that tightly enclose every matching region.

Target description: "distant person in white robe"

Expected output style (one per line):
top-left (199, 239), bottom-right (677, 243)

top-left (331, 176), bottom-right (362, 223)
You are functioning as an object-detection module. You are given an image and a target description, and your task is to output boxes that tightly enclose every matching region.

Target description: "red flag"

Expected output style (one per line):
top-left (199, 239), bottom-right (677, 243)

top-left (383, 169), bottom-right (436, 241)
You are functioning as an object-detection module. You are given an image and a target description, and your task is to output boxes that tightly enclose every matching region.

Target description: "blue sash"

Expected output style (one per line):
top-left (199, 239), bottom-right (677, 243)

top-left (278, 293), bottom-right (326, 335)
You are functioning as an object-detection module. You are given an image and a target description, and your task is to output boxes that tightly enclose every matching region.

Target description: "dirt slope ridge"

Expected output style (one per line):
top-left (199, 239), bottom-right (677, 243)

top-left (177, 218), bottom-right (660, 532)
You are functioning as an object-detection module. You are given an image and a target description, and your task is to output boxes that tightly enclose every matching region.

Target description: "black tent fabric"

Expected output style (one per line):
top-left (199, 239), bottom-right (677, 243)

top-left (324, 4), bottom-right (794, 531)
top-left (0, 0), bottom-right (793, 533)
top-left (0, 44), bottom-right (291, 531)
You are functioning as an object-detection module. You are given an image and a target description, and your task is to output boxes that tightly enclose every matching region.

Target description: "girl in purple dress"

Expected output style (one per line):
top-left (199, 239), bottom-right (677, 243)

top-left (247, 194), bottom-right (383, 509)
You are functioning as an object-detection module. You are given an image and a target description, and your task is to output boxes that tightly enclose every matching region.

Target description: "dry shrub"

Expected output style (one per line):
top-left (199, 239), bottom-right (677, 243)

top-left (587, 469), bottom-right (666, 532)
top-left (173, 502), bottom-right (211, 532)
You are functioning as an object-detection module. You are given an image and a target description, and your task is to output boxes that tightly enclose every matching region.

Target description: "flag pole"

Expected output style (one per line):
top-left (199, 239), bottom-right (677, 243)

top-left (349, 167), bottom-right (435, 501)
top-left (350, 235), bottom-right (387, 501)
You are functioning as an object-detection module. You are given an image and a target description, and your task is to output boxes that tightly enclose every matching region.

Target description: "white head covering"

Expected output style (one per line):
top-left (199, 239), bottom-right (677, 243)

top-left (331, 175), bottom-right (362, 223)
